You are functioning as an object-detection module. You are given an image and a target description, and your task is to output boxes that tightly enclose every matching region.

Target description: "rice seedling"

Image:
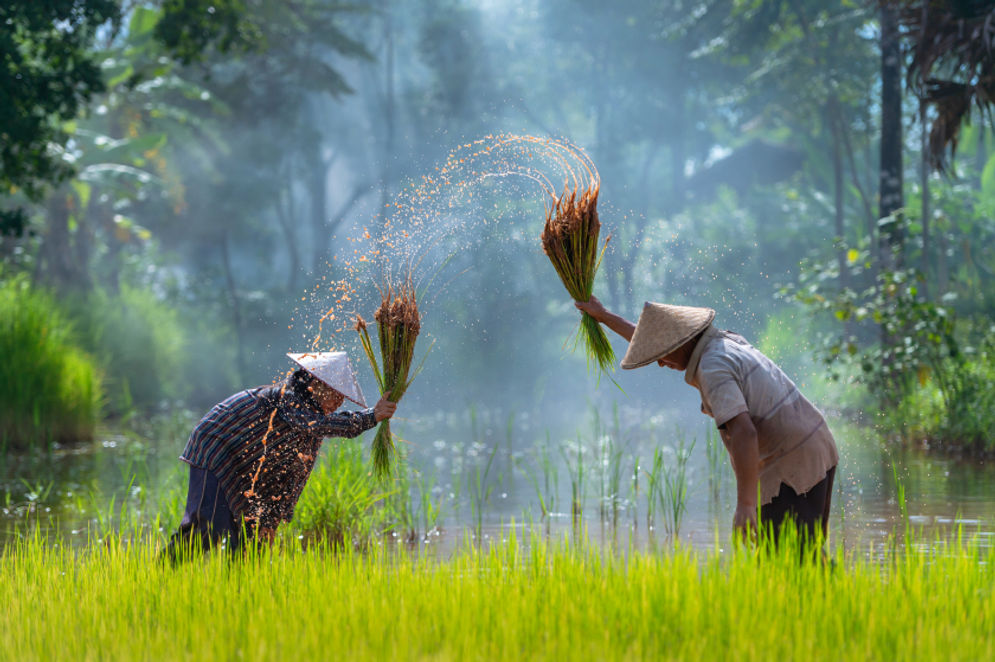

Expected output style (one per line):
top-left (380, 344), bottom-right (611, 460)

top-left (594, 426), bottom-right (625, 524)
top-left (355, 280), bottom-right (427, 478)
top-left (4, 524), bottom-right (995, 662)
top-left (891, 460), bottom-right (914, 551)
top-left (558, 436), bottom-right (587, 522)
top-left (522, 432), bottom-right (558, 519)
top-left (467, 442), bottom-right (499, 540)
top-left (705, 425), bottom-right (727, 498)
top-left (413, 470), bottom-right (443, 539)
top-left (290, 438), bottom-right (398, 549)
top-left (645, 447), bottom-right (665, 528)
top-left (505, 412), bottom-right (515, 489)
top-left (595, 404), bottom-right (627, 525)
top-left (662, 434), bottom-right (695, 537)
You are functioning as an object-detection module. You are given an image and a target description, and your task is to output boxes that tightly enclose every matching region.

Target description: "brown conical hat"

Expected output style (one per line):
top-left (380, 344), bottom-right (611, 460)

top-left (620, 302), bottom-right (716, 369)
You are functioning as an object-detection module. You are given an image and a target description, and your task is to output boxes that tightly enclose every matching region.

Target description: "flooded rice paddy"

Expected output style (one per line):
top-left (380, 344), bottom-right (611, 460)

top-left (2, 405), bottom-right (993, 557)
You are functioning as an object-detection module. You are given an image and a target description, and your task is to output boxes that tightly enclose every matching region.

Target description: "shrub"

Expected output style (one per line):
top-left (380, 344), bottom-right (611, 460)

top-left (290, 437), bottom-right (400, 548)
top-left (67, 284), bottom-right (190, 415)
top-left (0, 275), bottom-right (102, 449)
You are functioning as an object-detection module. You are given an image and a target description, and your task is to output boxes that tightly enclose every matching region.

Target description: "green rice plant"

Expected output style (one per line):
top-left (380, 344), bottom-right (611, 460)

top-left (467, 442), bottom-right (499, 540)
top-left (522, 432), bottom-right (558, 519)
top-left (3, 525), bottom-right (995, 661)
top-left (644, 434), bottom-right (696, 538)
top-left (890, 460), bottom-right (915, 553)
top-left (381, 446), bottom-right (443, 543)
top-left (558, 436), bottom-right (586, 522)
top-left (662, 434), bottom-right (695, 538)
top-left (705, 426), bottom-right (726, 498)
top-left (504, 412), bottom-right (515, 489)
top-left (645, 447), bottom-right (665, 528)
top-left (0, 275), bottom-right (102, 448)
top-left (18, 479), bottom-right (54, 505)
top-left (413, 470), bottom-right (443, 539)
top-left (592, 410), bottom-right (625, 524)
top-left (290, 438), bottom-right (398, 548)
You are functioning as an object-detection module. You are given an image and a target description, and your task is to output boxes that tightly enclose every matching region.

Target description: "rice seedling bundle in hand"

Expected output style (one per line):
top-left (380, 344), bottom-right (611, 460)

top-left (355, 282), bottom-right (422, 479)
top-left (542, 183), bottom-right (615, 375)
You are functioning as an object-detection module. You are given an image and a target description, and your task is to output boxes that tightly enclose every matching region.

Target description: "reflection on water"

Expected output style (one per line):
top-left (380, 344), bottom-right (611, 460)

top-left (3, 407), bottom-right (994, 558)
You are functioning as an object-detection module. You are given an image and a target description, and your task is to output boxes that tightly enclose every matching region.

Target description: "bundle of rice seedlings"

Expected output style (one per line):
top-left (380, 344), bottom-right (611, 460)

top-left (355, 282), bottom-right (423, 478)
top-left (542, 183), bottom-right (615, 375)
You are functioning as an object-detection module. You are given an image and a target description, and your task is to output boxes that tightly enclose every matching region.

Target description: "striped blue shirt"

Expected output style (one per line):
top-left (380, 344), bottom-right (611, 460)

top-left (180, 382), bottom-right (377, 528)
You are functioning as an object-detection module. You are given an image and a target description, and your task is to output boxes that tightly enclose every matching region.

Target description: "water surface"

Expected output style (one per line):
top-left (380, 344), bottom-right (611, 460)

top-left (3, 408), bottom-right (993, 557)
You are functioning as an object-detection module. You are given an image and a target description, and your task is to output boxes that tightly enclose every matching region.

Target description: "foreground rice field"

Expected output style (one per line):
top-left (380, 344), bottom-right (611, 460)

top-left (2, 529), bottom-right (993, 661)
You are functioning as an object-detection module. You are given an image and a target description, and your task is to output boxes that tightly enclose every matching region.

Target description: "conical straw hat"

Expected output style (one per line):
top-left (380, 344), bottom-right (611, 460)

top-left (620, 302), bottom-right (716, 369)
top-left (286, 352), bottom-right (367, 407)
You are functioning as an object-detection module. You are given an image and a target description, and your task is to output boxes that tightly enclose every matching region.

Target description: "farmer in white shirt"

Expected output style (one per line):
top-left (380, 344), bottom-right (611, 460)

top-left (575, 296), bottom-right (838, 544)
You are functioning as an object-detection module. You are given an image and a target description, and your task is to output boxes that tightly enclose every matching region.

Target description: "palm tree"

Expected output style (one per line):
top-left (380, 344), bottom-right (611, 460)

top-left (890, 0), bottom-right (995, 171)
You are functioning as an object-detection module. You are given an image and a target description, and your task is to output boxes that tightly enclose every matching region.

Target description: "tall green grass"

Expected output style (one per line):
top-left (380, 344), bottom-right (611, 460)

top-left (1, 528), bottom-right (993, 661)
top-left (290, 439), bottom-right (400, 548)
top-left (65, 284), bottom-right (193, 414)
top-left (0, 275), bottom-right (102, 449)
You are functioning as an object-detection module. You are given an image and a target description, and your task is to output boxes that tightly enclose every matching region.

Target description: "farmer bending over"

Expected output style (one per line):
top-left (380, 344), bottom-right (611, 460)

top-left (575, 296), bottom-right (838, 545)
top-left (165, 352), bottom-right (396, 560)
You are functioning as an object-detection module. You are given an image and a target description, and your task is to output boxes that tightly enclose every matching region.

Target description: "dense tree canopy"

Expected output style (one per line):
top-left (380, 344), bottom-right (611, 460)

top-left (0, 0), bottom-right (993, 431)
top-left (0, 0), bottom-right (119, 199)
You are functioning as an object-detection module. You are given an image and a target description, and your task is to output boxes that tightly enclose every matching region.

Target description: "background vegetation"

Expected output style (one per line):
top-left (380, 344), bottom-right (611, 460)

top-left (1, 0), bottom-right (993, 453)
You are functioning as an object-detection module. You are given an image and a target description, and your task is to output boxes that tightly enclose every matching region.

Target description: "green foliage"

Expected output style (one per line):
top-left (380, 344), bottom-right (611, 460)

top-left (65, 284), bottom-right (189, 415)
top-left (788, 240), bottom-right (995, 450)
top-left (0, 274), bottom-right (101, 448)
top-left (917, 329), bottom-right (995, 451)
top-left (0, 0), bottom-right (119, 198)
top-left (289, 438), bottom-right (400, 548)
top-left (154, 0), bottom-right (258, 65)
top-left (793, 256), bottom-right (952, 394)
top-left (755, 309), bottom-right (824, 388)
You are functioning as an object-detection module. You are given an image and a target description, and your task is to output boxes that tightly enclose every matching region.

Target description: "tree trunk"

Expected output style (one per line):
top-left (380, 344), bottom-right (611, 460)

top-left (878, 4), bottom-right (906, 388)
top-left (276, 170), bottom-right (302, 294)
top-left (220, 232), bottom-right (246, 384)
top-left (322, 184), bottom-right (367, 268)
top-left (920, 103), bottom-right (931, 299)
top-left (840, 115), bottom-right (876, 259)
top-left (307, 148), bottom-right (331, 274)
top-left (35, 188), bottom-right (85, 293)
top-left (828, 102), bottom-right (848, 291)
top-left (379, 0), bottom-right (395, 242)
top-left (879, 3), bottom-right (905, 269)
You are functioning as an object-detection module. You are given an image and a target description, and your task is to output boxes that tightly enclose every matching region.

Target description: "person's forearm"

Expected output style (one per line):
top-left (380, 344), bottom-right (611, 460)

top-left (596, 311), bottom-right (636, 342)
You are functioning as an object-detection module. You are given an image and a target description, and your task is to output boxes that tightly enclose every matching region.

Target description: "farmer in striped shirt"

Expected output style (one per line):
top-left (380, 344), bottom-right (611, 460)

top-left (165, 352), bottom-right (396, 559)
top-left (575, 296), bottom-right (839, 545)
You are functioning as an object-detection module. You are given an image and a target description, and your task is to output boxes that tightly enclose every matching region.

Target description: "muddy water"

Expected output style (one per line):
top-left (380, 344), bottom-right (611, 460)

top-left (2, 410), bottom-right (993, 556)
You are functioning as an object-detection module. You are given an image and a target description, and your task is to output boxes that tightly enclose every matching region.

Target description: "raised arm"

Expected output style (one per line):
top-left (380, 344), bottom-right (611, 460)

top-left (574, 295), bottom-right (635, 342)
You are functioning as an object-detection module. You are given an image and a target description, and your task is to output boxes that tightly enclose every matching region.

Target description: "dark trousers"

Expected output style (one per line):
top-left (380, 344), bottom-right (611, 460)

top-left (163, 465), bottom-right (246, 562)
top-left (760, 466), bottom-right (836, 546)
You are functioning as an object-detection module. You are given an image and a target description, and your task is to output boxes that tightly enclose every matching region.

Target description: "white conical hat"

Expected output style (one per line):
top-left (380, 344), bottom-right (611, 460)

top-left (620, 302), bottom-right (716, 369)
top-left (286, 352), bottom-right (367, 407)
